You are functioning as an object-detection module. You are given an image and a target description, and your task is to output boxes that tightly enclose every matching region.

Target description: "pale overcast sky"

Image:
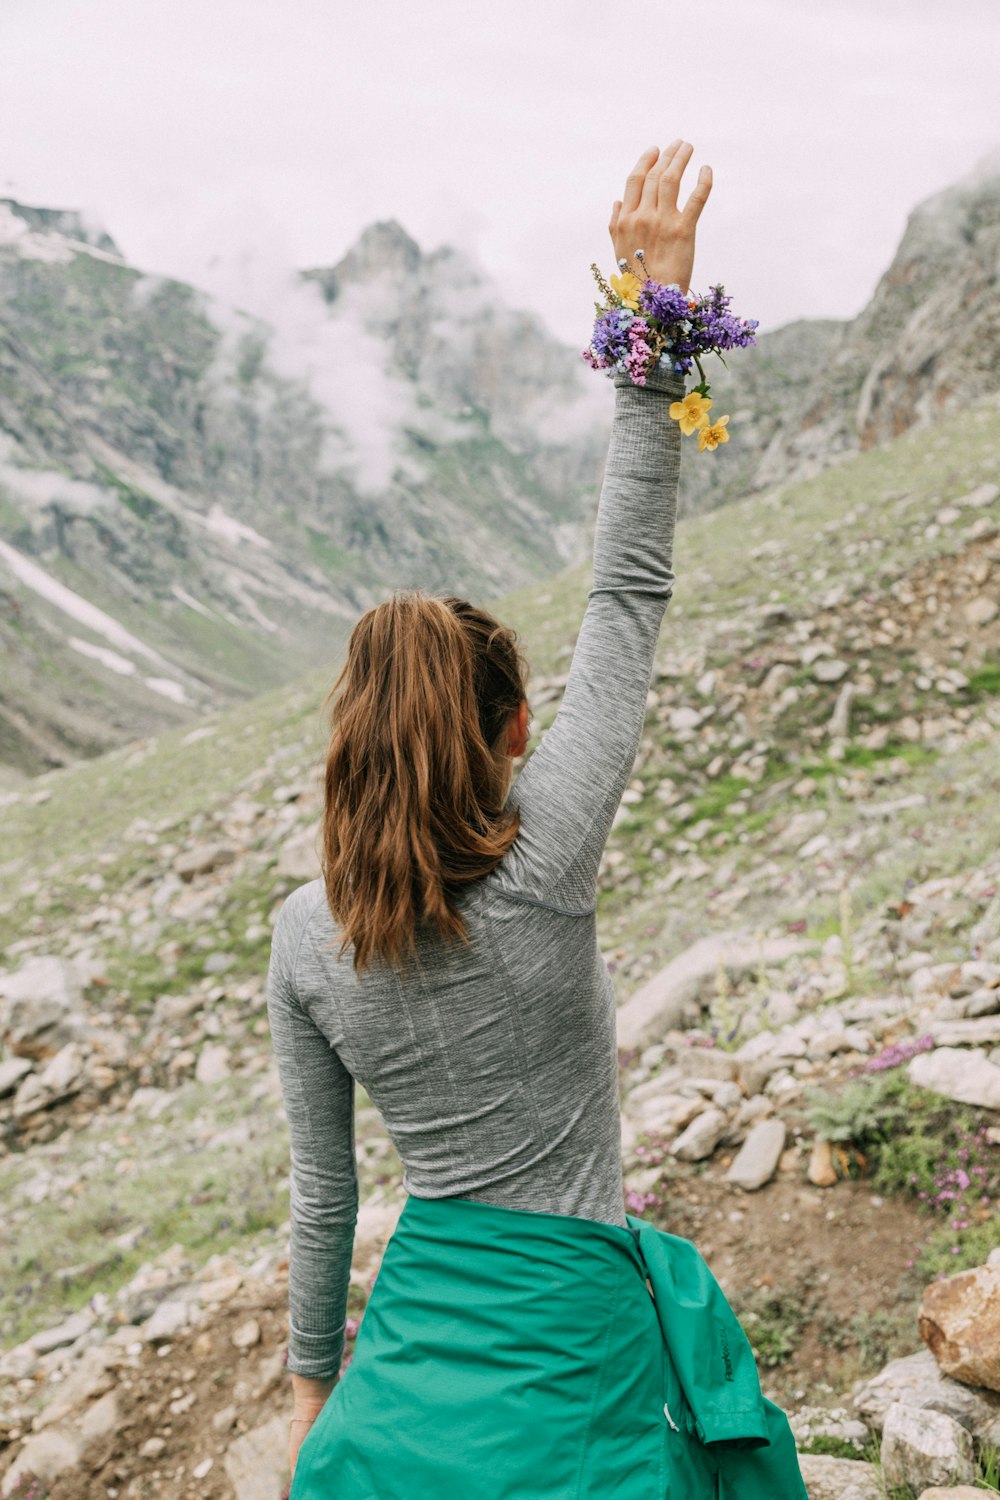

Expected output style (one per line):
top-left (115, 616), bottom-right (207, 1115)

top-left (1, 0), bottom-right (998, 347)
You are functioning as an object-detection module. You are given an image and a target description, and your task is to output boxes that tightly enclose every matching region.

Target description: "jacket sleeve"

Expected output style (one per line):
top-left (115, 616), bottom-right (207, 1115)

top-left (499, 363), bottom-right (686, 912)
top-left (266, 892), bottom-right (359, 1380)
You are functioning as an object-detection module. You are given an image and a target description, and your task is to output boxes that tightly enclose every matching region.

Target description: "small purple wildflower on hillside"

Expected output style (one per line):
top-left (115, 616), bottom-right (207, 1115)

top-left (864, 1033), bottom-right (936, 1072)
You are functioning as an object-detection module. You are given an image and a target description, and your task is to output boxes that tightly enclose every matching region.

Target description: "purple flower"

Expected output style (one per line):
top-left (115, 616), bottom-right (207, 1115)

top-left (625, 1187), bottom-right (659, 1213)
top-left (590, 307), bottom-right (631, 362)
top-left (638, 279), bottom-right (692, 325)
top-left (864, 1033), bottom-right (935, 1072)
top-left (581, 347), bottom-right (608, 370)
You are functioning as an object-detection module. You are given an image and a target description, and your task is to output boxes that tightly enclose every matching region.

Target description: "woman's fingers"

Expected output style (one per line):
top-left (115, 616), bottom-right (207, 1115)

top-left (656, 141), bottom-right (694, 214)
top-left (681, 165), bottom-right (714, 224)
top-left (641, 138), bottom-right (683, 212)
top-left (608, 200), bottom-right (622, 239)
top-left (621, 146), bottom-right (659, 214)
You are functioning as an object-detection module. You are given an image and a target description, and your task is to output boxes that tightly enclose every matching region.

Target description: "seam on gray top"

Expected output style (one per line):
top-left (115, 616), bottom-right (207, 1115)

top-left (489, 887), bottom-right (596, 918)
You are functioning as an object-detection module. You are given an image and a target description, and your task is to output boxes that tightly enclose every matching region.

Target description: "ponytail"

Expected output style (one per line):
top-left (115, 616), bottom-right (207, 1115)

top-left (320, 590), bottom-right (528, 977)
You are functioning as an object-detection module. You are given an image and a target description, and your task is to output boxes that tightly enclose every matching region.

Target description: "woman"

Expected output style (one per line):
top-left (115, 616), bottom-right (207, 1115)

top-left (267, 141), bottom-right (809, 1498)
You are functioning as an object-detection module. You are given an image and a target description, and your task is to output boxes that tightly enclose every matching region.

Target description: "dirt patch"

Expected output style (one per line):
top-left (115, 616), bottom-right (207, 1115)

top-left (655, 1155), bottom-right (930, 1406)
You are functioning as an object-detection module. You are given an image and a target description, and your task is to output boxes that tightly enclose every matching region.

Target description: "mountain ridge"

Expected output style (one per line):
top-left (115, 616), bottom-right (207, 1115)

top-left (1, 150), bottom-right (998, 777)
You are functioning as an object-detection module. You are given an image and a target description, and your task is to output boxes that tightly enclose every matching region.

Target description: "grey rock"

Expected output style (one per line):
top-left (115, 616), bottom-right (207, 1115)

top-left (734, 1094), bottom-right (773, 1127)
top-left (0, 1056), bottom-right (33, 1096)
top-left (958, 481), bottom-right (1000, 507)
top-left (33, 1344), bottom-right (116, 1429)
top-left (1, 1427), bottom-right (82, 1497)
top-left (142, 1297), bottom-right (191, 1342)
top-left (195, 1044), bottom-right (231, 1084)
top-left (0, 955), bottom-right (84, 1057)
top-left (880, 1400), bottom-right (976, 1492)
top-left (79, 1388), bottom-right (121, 1442)
top-left (761, 664), bottom-right (794, 697)
top-left (740, 1055), bottom-right (795, 1097)
top-left (29, 1309), bottom-right (95, 1354)
top-left (708, 1080), bottom-right (744, 1110)
top-left (916, 1488), bottom-right (990, 1499)
top-left (789, 1403), bottom-right (870, 1449)
top-left (174, 841), bottom-right (240, 881)
top-left (726, 1117), bottom-right (787, 1190)
top-left (635, 1093), bottom-right (706, 1135)
top-left (852, 1348), bottom-right (1000, 1441)
top-left (669, 705), bottom-right (702, 732)
top-left (203, 951), bottom-right (236, 974)
top-left (223, 1414), bottom-right (290, 1500)
top-left (828, 681), bottom-right (857, 737)
top-left (764, 991), bottom-right (802, 1027)
top-left (151, 992), bottom-right (204, 1027)
top-left (671, 1107), bottom-right (727, 1161)
top-left (813, 657), bottom-right (850, 683)
top-left (927, 1017), bottom-right (1000, 1047)
top-left (276, 826), bottom-right (323, 880)
top-left (37, 1040), bottom-right (86, 1096)
top-left (964, 596), bottom-right (998, 626)
top-left (795, 1453), bottom-right (881, 1500)
top-left (908, 1047), bottom-right (1000, 1108)
top-left (674, 1048), bottom-right (740, 1082)
top-left (965, 987), bottom-right (1000, 1018)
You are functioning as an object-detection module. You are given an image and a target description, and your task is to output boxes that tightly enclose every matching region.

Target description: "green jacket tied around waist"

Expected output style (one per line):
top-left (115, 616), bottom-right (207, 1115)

top-left (289, 1194), bottom-right (809, 1499)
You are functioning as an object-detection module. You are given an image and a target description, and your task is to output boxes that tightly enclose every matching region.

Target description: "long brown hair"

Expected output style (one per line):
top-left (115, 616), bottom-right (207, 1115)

top-left (320, 590), bottom-right (529, 977)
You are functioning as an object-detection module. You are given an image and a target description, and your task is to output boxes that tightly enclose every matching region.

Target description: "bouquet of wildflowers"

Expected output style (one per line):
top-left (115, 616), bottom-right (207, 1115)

top-left (582, 264), bottom-right (759, 452)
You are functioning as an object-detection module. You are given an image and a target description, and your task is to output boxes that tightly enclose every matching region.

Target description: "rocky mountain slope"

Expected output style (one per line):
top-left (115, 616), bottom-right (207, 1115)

top-left (3, 148), bottom-right (997, 784)
top-left (0, 203), bottom-right (606, 778)
top-left (677, 147), bottom-right (1000, 517)
top-left (1, 374), bottom-right (999, 1495)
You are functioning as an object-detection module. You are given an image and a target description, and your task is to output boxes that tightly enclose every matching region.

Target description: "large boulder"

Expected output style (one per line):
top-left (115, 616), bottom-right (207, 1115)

top-left (908, 1047), bottom-right (1000, 1109)
top-left (616, 931), bottom-right (807, 1048)
top-left (919, 1252), bottom-right (1000, 1391)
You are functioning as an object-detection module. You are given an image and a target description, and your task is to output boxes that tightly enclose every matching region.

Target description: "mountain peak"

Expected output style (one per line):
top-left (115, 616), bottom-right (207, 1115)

top-left (0, 198), bottom-right (123, 258)
top-left (300, 219), bottom-right (423, 303)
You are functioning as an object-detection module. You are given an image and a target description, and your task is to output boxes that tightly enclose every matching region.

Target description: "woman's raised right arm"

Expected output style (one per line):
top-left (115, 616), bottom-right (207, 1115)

top-left (498, 141), bottom-right (713, 914)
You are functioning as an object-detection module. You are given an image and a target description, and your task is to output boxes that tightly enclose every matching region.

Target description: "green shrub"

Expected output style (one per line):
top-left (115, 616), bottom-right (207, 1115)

top-left (805, 1071), bottom-right (910, 1146)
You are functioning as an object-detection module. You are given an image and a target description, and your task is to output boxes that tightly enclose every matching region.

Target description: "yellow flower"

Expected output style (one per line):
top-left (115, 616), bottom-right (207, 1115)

top-left (609, 271), bottom-right (642, 310)
top-left (697, 415), bottom-right (731, 451)
top-left (668, 391), bottom-right (713, 436)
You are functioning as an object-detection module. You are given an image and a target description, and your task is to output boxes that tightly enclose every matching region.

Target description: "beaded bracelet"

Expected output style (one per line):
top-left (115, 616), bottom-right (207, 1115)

top-left (582, 260), bottom-right (759, 452)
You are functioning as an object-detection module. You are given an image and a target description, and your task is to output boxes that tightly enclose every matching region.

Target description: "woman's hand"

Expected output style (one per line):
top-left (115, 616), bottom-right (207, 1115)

top-left (288, 1415), bottom-right (317, 1482)
top-left (286, 1373), bottom-right (333, 1483)
top-left (609, 140), bottom-right (713, 297)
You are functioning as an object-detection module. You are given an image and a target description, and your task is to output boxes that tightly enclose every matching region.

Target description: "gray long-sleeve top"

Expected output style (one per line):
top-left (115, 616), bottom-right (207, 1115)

top-left (266, 363), bottom-right (686, 1379)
